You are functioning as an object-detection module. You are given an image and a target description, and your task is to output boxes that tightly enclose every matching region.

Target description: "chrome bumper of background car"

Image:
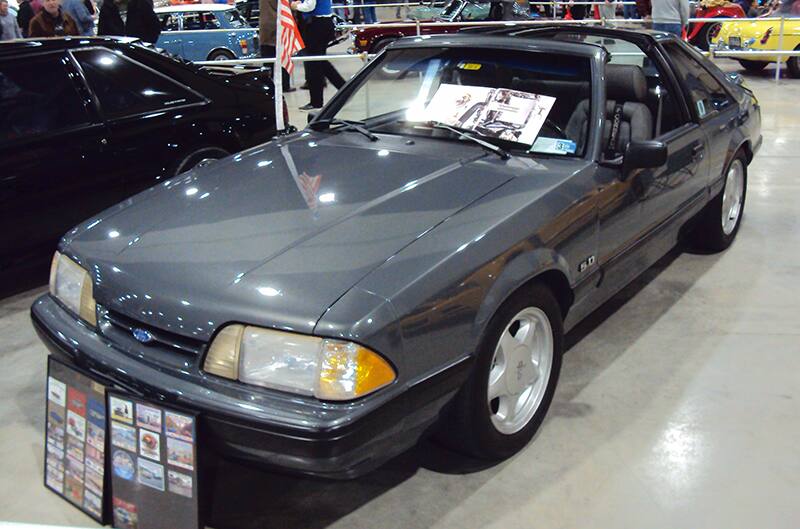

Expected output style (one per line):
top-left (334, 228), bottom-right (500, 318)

top-left (31, 294), bottom-right (471, 479)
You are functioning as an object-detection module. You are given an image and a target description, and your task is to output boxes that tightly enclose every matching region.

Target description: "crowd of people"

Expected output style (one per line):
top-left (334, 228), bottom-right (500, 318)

top-left (0, 0), bottom-right (161, 41)
top-left (2, 0), bottom-right (797, 107)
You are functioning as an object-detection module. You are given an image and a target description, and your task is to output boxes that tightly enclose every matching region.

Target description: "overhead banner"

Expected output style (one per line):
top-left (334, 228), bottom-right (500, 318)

top-left (108, 391), bottom-right (201, 529)
top-left (44, 357), bottom-right (109, 524)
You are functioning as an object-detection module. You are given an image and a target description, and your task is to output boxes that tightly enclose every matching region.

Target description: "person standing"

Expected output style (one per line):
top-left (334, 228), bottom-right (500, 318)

top-left (635, 0), bottom-right (651, 19)
top-left (125, 0), bottom-right (161, 43)
top-left (62, 0), bottom-right (94, 35)
top-left (259, 0), bottom-right (293, 91)
top-left (97, 0), bottom-right (124, 35)
top-left (622, 0), bottom-right (638, 18)
top-left (599, 0), bottom-right (616, 22)
top-left (16, 0), bottom-right (36, 36)
top-left (567, 0), bottom-right (587, 20)
top-left (292, 0), bottom-right (345, 110)
top-left (0, 0), bottom-right (23, 39)
top-left (651, 0), bottom-right (688, 36)
top-left (28, 0), bottom-right (79, 36)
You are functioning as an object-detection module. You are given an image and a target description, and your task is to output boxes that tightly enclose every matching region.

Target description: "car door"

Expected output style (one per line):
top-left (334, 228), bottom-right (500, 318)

top-left (69, 47), bottom-right (207, 198)
top-left (624, 41), bottom-right (711, 236)
top-left (661, 41), bottom-right (739, 188)
top-left (181, 10), bottom-right (225, 61)
top-left (0, 51), bottom-right (120, 273)
top-left (155, 12), bottom-right (184, 58)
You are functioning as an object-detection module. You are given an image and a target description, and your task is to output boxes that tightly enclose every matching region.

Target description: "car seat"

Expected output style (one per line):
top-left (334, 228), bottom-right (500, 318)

top-left (565, 63), bottom-right (654, 158)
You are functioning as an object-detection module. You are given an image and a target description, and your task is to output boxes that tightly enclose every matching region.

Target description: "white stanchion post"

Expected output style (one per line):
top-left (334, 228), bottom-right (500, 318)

top-left (274, 7), bottom-right (285, 132)
top-left (775, 15), bottom-right (785, 83)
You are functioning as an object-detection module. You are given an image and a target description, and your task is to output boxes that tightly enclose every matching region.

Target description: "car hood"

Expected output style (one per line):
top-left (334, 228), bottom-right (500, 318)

top-left (65, 132), bottom-right (516, 341)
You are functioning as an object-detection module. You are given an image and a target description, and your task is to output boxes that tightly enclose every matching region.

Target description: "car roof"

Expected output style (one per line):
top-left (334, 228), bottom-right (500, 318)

top-left (389, 33), bottom-right (607, 60)
top-left (0, 36), bottom-right (141, 58)
top-left (459, 24), bottom-right (680, 44)
top-left (155, 3), bottom-right (236, 12)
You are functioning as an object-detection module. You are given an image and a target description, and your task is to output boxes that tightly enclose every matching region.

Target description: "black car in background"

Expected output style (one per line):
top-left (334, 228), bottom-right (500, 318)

top-left (0, 37), bottom-right (278, 293)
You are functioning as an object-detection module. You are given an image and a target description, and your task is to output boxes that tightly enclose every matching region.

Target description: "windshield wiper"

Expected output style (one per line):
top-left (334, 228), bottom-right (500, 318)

top-left (308, 118), bottom-right (379, 142)
top-left (429, 122), bottom-right (511, 160)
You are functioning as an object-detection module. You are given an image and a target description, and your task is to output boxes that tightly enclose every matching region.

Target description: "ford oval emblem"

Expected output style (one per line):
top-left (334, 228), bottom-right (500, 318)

top-left (132, 328), bottom-right (154, 344)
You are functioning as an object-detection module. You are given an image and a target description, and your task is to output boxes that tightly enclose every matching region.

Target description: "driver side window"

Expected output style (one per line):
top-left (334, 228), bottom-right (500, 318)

top-left (662, 42), bottom-right (733, 120)
top-left (548, 32), bottom-right (688, 138)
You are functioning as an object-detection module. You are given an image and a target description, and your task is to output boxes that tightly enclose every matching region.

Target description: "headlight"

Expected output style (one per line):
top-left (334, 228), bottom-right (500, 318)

top-left (204, 324), bottom-right (396, 401)
top-left (49, 251), bottom-right (97, 326)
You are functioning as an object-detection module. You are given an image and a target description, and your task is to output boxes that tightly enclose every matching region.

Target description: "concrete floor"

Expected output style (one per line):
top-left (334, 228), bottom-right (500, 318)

top-left (1, 59), bottom-right (799, 528)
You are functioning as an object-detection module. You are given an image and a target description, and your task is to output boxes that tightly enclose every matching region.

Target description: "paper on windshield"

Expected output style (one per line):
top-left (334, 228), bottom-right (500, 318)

top-left (422, 84), bottom-right (556, 146)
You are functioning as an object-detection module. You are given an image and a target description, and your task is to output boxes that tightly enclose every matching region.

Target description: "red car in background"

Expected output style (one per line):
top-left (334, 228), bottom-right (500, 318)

top-left (350, 0), bottom-right (536, 54)
top-left (687, 1), bottom-right (746, 50)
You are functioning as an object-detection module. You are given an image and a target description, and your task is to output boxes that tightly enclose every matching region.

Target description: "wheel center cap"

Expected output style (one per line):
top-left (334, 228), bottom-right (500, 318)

top-left (506, 346), bottom-right (535, 395)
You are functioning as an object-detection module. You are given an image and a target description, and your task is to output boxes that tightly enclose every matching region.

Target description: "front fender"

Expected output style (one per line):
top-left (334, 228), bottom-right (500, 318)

top-left (474, 248), bottom-right (572, 333)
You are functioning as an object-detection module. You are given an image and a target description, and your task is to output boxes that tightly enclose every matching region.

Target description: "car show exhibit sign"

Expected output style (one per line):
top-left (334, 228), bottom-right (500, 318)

top-left (45, 357), bottom-right (109, 523)
top-left (422, 83), bottom-right (556, 145)
top-left (108, 390), bottom-right (201, 529)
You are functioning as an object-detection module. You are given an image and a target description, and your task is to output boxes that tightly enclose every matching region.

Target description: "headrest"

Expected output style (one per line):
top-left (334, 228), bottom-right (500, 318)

top-left (606, 64), bottom-right (647, 103)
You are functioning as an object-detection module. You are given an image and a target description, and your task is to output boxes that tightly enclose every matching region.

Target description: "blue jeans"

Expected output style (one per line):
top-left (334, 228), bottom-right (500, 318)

top-left (653, 23), bottom-right (683, 36)
top-left (363, 6), bottom-right (377, 23)
top-left (622, 4), bottom-right (638, 18)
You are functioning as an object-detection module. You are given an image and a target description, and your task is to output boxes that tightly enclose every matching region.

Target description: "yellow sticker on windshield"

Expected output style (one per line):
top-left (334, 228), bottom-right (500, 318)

top-left (458, 62), bottom-right (482, 70)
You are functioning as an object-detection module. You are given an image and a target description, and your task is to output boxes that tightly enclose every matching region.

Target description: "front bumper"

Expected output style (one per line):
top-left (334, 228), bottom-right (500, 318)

top-left (31, 295), bottom-right (470, 479)
top-left (712, 41), bottom-right (786, 63)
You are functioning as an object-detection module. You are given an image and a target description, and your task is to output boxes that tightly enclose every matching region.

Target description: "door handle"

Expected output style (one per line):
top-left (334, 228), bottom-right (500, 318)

top-left (692, 143), bottom-right (705, 162)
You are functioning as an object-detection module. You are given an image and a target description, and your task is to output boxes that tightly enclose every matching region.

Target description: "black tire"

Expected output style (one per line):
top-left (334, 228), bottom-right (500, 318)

top-left (739, 59), bottom-right (768, 73)
top-left (787, 46), bottom-right (800, 78)
top-left (370, 37), bottom-right (398, 54)
top-left (693, 21), bottom-right (721, 51)
top-left (438, 283), bottom-right (564, 460)
top-left (692, 150), bottom-right (747, 252)
top-left (173, 147), bottom-right (229, 176)
top-left (208, 49), bottom-right (236, 61)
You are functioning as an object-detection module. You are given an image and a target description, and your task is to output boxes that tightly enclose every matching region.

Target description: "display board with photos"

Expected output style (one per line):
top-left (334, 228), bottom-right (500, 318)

top-left (108, 390), bottom-right (201, 529)
top-left (45, 357), bottom-right (108, 523)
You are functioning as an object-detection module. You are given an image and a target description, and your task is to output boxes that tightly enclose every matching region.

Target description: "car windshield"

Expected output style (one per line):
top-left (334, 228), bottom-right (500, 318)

top-left (327, 47), bottom-right (593, 157)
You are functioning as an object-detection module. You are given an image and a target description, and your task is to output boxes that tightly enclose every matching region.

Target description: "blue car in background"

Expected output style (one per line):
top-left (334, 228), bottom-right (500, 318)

top-left (154, 4), bottom-right (258, 62)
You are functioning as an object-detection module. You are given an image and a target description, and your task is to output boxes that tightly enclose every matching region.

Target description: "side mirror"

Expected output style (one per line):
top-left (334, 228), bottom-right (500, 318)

top-left (624, 140), bottom-right (667, 173)
top-left (727, 72), bottom-right (744, 86)
top-left (307, 110), bottom-right (319, 124)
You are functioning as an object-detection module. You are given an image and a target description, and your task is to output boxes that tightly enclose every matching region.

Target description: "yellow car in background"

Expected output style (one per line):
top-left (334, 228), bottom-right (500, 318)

top-left (713, 16), bottom-right (800, 76)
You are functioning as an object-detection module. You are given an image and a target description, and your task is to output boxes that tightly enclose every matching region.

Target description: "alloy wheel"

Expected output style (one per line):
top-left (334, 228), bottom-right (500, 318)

top-left (487, 307), bottom-right (554, 435)
top-left (722, 158), bottom-right (744, 235)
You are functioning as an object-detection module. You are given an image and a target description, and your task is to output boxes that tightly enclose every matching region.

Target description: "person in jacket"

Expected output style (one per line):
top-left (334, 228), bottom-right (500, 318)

top-left (97, 0), bottom-right (124, 35)
top-left (28, 0), bottom-right (79, 36)
top-left (125, 0), bottom-right (160, 43)
top-left (0, 0), bottom-right (23, 40)
top-left (651, 0), bottom-right (689, 36)
top-left (635, 0), bottom-right (651, 18)
top-left (62, 0), bottom-right (94, 35)
top-left (292, 0), bottom-right (346, 109)
top-left (16, 0), bottom-right (36, 36)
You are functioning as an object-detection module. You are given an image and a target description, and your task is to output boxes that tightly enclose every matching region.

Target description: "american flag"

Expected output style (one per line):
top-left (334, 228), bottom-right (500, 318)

top-left (278, 0), bottom-right (304, 75)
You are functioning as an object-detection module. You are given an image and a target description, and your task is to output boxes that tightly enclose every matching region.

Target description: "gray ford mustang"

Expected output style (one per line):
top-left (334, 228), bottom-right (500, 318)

top-left (33, 26), bottom-right (760, 479)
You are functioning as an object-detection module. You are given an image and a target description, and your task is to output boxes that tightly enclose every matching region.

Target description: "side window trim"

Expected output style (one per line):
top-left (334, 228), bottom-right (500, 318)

top-left (68, 47), bottom-right (209, 122)
top-left (64, 49), bottom-right (105, 122)
top-left (660, 41), bottom-right (733, 124)
top-left (0, 51), bottom-right (95, 143)
top-left (647, 42), bottom-right (694, 129)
